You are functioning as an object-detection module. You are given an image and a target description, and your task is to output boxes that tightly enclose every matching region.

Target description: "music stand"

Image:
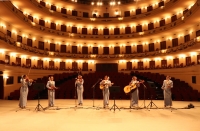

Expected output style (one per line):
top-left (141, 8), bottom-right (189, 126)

top-left (33, 83), bottom-right (45, 112)
top-left (146, 81), bottom-right (158, 109)
top-left (109, 86), bottom-right (120, 112)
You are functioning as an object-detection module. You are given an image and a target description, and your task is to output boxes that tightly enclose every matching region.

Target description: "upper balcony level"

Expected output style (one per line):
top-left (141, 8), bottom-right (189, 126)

top-left (10, 0), bottom-right (196, 24)
top-left (1, 0), bottom-right (200, 41)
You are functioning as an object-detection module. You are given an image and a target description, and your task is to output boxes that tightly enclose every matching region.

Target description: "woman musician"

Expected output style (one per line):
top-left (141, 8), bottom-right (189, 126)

top-left (161, 76), bottom-right (173, 107)
top-left (19, 75), bottom-right (33, 109)
top-left (100, 76), bottom-right (112, 108)
top-left (129, 76), bottom-right (140, 107)
top-left (75, 75), bottom-right (84, 106)
top-left (46, 76), bottom-right (57, 107)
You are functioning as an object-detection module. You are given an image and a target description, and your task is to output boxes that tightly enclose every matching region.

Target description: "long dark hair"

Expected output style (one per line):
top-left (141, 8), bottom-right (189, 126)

top-left (23, 75), bottom-right (26, 79)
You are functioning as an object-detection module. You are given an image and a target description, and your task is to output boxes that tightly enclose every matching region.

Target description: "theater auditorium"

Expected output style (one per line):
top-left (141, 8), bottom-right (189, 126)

top-left (0, 0), bottom-right (200, 131)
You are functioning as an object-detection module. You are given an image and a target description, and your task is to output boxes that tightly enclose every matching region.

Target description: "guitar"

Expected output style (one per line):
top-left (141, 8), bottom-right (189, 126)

top-left (124, 80), bottom-right (144, 94)
top-left (100, 83), bottom-right (114, 90)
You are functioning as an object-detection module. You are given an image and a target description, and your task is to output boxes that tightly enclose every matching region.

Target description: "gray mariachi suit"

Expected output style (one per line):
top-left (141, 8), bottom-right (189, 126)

top-left (19, 78), bottom-right (32, 108)
top-left (75, 79), bottom-right (84, 104)
top-left (100, 80), bottom-right (112, 107)
top-left (161, 80), bottom-right (173, 106)
top-left (130, 80), bottom-right (140, 107)
top-left (46, 80), bottom-right (56, 107)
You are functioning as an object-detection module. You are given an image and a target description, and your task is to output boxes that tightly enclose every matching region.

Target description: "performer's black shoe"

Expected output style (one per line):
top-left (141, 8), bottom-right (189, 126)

top-left (78, 103), bottom-right (83, 106)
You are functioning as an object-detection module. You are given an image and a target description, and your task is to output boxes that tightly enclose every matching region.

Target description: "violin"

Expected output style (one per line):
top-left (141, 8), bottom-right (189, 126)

top-left (76, 77), bottom-right (83, 83)
top-left (25, 77), bottom-right (33, 82)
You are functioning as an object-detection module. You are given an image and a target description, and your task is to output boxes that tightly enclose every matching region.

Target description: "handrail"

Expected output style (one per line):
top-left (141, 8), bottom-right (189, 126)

top-left (2, 0), bottom-right (199, 40)
top-left (0, 30), bottom-right (199, 59)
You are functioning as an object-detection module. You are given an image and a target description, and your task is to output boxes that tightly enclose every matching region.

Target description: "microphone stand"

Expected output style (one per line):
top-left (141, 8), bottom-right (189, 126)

top-left (141, 83), bottom-right (149, 111)
top-left (89, 79), bottom-right (101, 110)
top-left (70, 79), bottom-right (79, 111)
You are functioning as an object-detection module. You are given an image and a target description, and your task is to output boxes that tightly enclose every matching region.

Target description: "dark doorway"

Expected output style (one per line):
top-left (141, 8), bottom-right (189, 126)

top-left (96, 63), bottom-right (118, 72)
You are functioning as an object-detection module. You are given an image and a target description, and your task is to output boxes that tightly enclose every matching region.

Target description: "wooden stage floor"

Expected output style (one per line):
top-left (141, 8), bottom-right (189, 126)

top-left (0, 99), bottom-right (200, 131)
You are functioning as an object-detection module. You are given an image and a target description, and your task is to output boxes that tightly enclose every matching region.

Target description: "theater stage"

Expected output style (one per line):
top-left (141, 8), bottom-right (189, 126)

top-left (0, 99), bottom-right (200, 131)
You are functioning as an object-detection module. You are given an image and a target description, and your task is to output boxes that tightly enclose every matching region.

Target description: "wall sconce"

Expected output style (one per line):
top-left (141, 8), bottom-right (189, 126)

top-left (5, 59), bottom-right (9, 64)
top-left (3, 75), bottom-right (9, 79)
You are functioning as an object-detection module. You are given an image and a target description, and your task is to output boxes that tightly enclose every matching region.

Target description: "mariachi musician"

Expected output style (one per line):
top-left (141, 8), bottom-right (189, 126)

top-left (19, 75), bottom-right (33, 109)
top-left (129, 76), bottom-right (140, 107)
top-left (100, 75), bottom-right (113, 108)
top-left (161, 76), bottom-right (173, 107)
top-left (46, 76), bottom-right (57, 107)
top-left (75, 75), bottom-right (84, 106)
